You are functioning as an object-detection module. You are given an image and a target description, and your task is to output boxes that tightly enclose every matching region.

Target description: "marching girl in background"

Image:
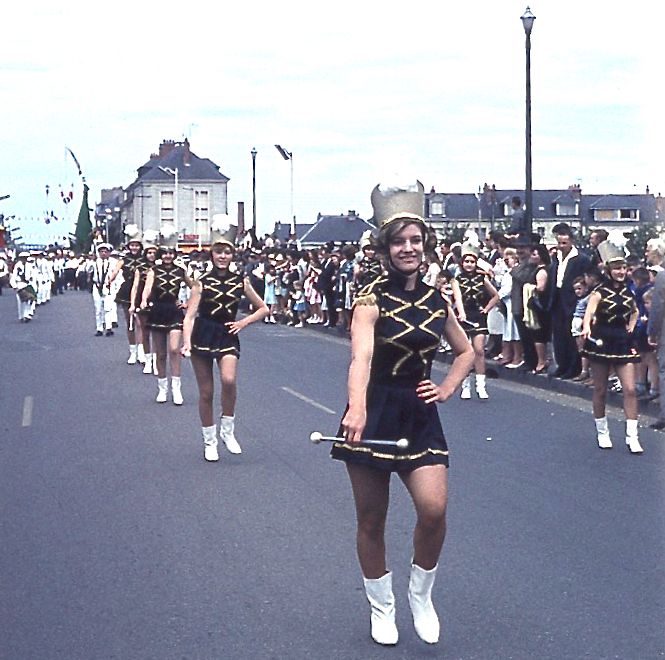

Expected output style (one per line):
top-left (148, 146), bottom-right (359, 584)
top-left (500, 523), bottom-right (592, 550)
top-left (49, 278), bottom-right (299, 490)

top-left (581, 233), bottom-right (643, 453)
top-left (140, 223), bottom-right (193, 405)
top-left (110, 224), bottom-right (146, 365)
top-left (451, 242), bottom-right (499, 399)
top-left (332, 181), bottom-right (474, 646)
top-left (181, 216), bottom-right (269, 461)
top-left (129, 230), bottom-right (159, 375)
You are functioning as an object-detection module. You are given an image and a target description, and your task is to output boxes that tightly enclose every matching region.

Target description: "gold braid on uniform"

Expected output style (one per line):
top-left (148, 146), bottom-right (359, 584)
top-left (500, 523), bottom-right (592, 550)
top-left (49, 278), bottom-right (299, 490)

top-left (353, 274), bottom-right (387, 307)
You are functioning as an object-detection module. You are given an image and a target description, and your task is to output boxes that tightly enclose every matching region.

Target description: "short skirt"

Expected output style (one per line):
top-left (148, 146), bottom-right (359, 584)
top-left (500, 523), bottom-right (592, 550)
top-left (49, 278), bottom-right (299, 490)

top-left (115, 279), bottom-right (133, 305)
top-left (462, 310), bottom-right (488, 337)
top-left (330, 382), bottom-right (449, 472)
top-left (581, 324), bottom-right (640, 364)
top-left (191, 315), bottom-right (240, 359)
top-left (147, 301), bottom-right (184, 331)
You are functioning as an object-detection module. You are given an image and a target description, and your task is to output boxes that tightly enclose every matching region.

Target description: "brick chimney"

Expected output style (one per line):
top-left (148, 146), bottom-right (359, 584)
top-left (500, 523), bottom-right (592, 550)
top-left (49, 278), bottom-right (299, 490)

top-left (159, 139), bottom-right (176, 158)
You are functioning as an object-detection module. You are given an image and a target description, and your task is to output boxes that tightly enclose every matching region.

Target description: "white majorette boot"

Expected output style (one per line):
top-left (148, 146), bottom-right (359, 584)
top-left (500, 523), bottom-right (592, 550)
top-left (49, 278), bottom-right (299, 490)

top-left (156, 378), bottom-right (169, 403)
top-left (363, 572), bottom-right (399, 646)
top-left (142, 353), bottom-right (153, 374)
top-left (594, 417), bottom-right (612, 449)
top-left (625, 419), bottom-right (643, 454)
top-left (171, 376), bottom-right (183, 405)
top-left (220, 415), bottom-right (242, 454)
top-left (137, 344), bottom-right (146, 364)
top-left (202, 425), bottom-right (219, 462)
top-left (408, 563), bottom-right (440, 644)
top-left (460, 376), bottom-right (471, 400)
top-left (127, 344), bottom-right (138, 365)
top-left (476, 373), bottom-right (489, 400)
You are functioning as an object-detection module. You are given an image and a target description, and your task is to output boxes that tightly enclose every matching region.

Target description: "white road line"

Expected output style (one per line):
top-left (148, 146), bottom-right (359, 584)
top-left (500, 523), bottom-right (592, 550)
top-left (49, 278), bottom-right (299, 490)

top-left (280, 387), bottom-right (336, 415)
top-left (21, 396), bottom-right (34, 427)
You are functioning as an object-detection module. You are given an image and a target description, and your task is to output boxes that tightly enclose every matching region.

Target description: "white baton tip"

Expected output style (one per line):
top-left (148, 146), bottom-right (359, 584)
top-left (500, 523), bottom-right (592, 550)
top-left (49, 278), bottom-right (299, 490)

top-left (396, 438), bottom-right (409, 449)
top-left (310, 432), bottom-right (323, 444)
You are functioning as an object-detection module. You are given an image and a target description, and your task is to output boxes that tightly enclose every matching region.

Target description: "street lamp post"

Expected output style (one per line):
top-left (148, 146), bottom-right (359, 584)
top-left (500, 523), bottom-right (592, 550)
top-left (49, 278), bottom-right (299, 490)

top-left (251, 147), bottom-right (257, 239)
top-left (275, 144), bottom-right (294, 233)
top-left (521, 6), bottom-right (536, 236)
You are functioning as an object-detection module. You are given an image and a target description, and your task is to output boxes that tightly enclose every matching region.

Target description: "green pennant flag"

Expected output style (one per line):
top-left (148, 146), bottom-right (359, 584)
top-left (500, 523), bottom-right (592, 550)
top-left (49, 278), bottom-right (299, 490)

top-left (74, 183), bottom-right (92, 253)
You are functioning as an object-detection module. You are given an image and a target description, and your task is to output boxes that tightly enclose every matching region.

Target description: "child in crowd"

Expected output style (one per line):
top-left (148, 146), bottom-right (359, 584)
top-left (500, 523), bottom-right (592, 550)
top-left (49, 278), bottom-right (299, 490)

top-left (263, 265), bottom-right (278, 323)
top-left (571, 276), bottom-right (592, 383)
top-left (289, 280), bottom-right (307, 328)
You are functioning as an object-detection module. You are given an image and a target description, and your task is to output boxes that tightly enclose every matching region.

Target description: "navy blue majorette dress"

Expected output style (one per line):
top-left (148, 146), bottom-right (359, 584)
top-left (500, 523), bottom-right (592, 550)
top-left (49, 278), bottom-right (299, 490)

top-left (191, 268), bottom-right (244, 359)
top-left (115, 252), bottom-right (144, 305)
top-left (581, 279), bottom-right (639, 364)
top-left (331, 271), bottom-right (450, 471)
top-left (146, 263), bottom-right (187, 331)
top-left (455, 270), bottom-right (489, 336)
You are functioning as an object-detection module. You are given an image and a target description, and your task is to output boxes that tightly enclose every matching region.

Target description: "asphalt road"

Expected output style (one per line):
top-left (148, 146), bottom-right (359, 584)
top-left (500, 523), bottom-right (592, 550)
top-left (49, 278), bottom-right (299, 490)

top-left (1, 290), bottom-right (664, 660)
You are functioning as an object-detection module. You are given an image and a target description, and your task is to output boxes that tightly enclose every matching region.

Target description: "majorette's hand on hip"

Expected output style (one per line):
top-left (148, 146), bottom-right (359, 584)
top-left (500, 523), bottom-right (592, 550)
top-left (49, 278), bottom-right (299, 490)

top-left (416, 379), bottom-right (452, 404)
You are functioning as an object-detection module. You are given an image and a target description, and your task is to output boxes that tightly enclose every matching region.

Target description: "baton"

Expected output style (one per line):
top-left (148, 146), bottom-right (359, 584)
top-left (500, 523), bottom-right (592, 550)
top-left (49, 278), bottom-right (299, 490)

top-left (310, 432), bottom-right (409, 449)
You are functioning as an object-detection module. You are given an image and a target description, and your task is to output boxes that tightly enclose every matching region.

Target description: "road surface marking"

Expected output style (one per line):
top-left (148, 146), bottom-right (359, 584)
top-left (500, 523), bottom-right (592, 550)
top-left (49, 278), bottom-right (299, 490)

top-left (280, 387), bottom-right (336, 415)
top-left (22, 396), bottom-right (34, 427)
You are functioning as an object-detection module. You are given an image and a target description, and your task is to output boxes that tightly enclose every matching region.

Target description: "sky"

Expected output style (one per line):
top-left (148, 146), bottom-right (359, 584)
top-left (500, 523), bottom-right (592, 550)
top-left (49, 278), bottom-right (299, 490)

top-left (1, 1), bottom-right (662, 245)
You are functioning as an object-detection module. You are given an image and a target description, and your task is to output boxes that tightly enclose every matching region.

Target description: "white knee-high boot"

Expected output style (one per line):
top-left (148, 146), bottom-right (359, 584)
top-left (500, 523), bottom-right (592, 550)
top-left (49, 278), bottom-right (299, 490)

top-left (625, 419), bottom-right (643, 454)
top-left (171, 376), bottom-right (183, 405)
top-left (143, 353), bottom-right (153, 374)
top-left (202, 425), bottom-right (219, 462)
top-left (220, 415), bottom-right (242, 454)
top-left (594, 417), bottom-right (612, 449)
top-left (408, 563), bottom-right (440, 644)
top-left (363, 572), bottom-right (398, 645)
top-left (136, 344), bottom-right (146, 363)
top-left (460, 376), bottom-right (471, 400)
top-left (475, 373), bottom-right (488, 399)
top-left (156, 378), bottom-right (169, 403)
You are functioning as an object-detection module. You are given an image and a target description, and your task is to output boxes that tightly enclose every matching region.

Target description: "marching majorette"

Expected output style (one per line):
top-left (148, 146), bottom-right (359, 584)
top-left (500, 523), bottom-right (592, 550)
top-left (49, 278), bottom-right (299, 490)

top-left (581, 231), bottom-right (643, 453)
top-left (91, 243), bottom-right (118, 336)
top-left (10, 252), bottom-right (38, 322)
top-left (330, 181), bottom-right (474, 646)
top-left (181, 215), bottom-right (269, 461)
top-left (140, 223), bottom-right (192, 405)
top-left (129, 230), bottom-right (159, 374)
top-left (111, 224), bottom-right (145, 364)
top-left (451, 241), bottom-right (499, 400)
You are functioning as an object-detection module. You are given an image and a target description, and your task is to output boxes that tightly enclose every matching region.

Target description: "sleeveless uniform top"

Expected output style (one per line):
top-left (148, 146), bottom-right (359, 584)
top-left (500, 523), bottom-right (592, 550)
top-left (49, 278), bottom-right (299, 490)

top-left (190, 268), bottom-right (245, 358)
top-left (115, 252), bottom-right (144, 304)
top-left (149, 264), bottom-right (187, 304)
top-left (197, 268), bottom-right (244, 323)
top-left (455, 269), bottom-right (490, 335)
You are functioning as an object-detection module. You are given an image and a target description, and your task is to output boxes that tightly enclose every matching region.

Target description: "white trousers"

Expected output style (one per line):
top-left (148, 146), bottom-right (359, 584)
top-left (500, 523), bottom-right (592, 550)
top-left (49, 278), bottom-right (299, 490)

top-left (16, 293), bottom-right (32, 320)
top-left (92, 289), bottom-right (114, 331)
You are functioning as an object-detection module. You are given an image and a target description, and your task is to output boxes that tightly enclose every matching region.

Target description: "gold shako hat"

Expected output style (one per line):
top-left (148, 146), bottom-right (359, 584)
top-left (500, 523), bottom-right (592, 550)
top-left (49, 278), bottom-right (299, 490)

top-left (159, 222), bottom-right (179, 249)
top-left (598, 230), bottom-right (629, 265)
top-left (371, 181), bottom-right (426, 229)
top-left (123, 223), bottom-right (143, 245)
top-left (210, 214), bottom-right (238, 248)
top-left (461, 243), bottom-right (481, 259)
top-left (142, 229), bottom-right (160, 252)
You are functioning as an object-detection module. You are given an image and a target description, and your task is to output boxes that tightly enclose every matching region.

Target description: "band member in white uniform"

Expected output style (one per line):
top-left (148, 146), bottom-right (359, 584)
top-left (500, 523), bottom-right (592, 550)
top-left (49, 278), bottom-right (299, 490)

top-left (91, 243), bottom-right (118, 336)
top-left (10, 252), bottom-right (37, 322)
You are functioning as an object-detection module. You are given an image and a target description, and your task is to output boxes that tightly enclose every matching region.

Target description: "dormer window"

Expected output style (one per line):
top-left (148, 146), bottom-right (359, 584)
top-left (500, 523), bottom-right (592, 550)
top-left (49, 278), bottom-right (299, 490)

top-left (555, 201), bottom-right (578, 216)
top-left (430, 201), bottom-right (445, 217)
